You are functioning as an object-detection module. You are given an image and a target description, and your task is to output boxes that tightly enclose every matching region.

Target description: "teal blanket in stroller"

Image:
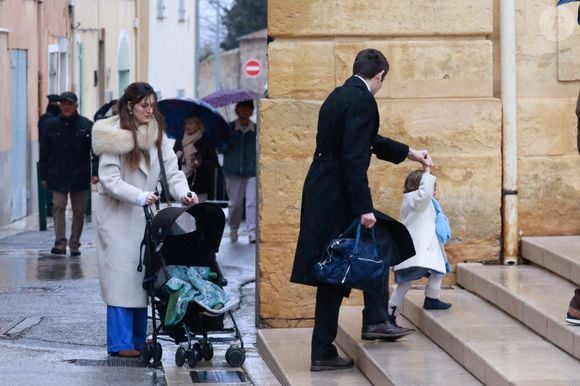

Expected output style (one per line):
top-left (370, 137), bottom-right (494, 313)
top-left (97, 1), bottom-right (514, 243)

top-left (163, 265), bottom-right (229, 327)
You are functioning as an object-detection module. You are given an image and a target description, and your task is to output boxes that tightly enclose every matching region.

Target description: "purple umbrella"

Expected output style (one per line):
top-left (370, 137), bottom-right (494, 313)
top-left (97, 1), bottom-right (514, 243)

top-left (201, 88), bottom-right (257, 108)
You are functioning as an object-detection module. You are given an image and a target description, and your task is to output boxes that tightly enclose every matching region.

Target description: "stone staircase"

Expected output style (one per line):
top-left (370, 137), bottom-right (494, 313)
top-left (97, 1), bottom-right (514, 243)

top-left (257, 236), bottom-right (580, 385)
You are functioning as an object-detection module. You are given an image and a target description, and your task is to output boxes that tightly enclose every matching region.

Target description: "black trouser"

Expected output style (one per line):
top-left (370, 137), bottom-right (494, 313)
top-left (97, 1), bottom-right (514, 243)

top-left (311, 279), bottom-right (389, 361)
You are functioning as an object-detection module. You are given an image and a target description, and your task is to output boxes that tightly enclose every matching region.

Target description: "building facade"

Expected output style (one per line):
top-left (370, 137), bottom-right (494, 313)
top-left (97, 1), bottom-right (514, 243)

top-left (0, 0), bottom-right (71, 227)
top-left (0, 0), bottom-right (198, 228)
top-left (259, 0), bottom-right (580, 327)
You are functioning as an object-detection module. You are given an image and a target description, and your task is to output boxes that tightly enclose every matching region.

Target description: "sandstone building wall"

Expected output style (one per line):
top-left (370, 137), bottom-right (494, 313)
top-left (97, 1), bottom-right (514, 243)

top-left (259, 0), bottom-right (580, 327)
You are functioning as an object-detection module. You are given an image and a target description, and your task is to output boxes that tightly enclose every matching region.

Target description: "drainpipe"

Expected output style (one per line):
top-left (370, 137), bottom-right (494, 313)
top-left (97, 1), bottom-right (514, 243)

top-left (68, 0), bottom-right (76, 92)
top-left (500, 0), bottom-right (519, 265)
top-left (37, 0), bottom-right (48, 231)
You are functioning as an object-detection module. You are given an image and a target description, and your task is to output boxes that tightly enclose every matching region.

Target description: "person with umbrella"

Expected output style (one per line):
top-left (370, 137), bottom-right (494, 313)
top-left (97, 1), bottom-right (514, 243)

top-left (221, 100), bottom-right (257, 243)
top-left (173, 114), bottom-right (219, 202)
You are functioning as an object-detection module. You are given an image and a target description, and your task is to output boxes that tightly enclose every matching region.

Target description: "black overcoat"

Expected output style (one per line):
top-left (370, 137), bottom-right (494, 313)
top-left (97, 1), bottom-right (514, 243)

top-left (291, 76), bottom-right (415, 287)
top-left (173, 135), bottom-right (219, 195)
top-left (39, 113), bottom-right (97, 192)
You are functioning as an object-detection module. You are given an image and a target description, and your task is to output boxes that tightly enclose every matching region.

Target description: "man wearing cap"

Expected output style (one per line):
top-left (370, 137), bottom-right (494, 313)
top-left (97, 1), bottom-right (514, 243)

top-left (39, 91), bottom-right (98, 256)
top-left (37, 94), bottom-right (61, 216)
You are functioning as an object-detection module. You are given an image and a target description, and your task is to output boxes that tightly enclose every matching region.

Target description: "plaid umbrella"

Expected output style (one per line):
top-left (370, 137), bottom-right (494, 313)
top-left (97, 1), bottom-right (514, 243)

top-left (158, 98), bottom-right (230, 148)
top-left (201, 88), bottom-right (257, 108)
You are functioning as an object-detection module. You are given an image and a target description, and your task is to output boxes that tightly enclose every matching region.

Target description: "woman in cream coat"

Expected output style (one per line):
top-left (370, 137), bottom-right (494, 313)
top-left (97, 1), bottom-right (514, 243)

top-left (387, 167), bottom-right (451, 327)
top-left (92, 82), bottom-right (197, 357)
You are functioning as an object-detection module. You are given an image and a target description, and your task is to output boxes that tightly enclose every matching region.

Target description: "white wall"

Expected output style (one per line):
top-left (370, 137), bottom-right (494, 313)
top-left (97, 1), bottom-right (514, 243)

top-left (148, 0), bottom-right (196, 99)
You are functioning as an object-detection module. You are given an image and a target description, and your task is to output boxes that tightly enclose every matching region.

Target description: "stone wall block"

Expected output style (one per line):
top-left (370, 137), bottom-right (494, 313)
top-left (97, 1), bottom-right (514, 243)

top-left (376, 98), bottom-right (502, 152)
top-left (267, 41), bottom-right (336, 99)
top-left (518, 155), bottom-right (580, 236)
top-left (259, 159), bottom-right (309, 226)
top-left (517, 37), bottom-right (580, 98)
top-left (558, 32), bottom-right (580, 81)
top-left (269, 0), bottom-right (493, 37)
top-left (268, 40), bottom-right (494, 99)
top-left (335, 41), bottom-right (494, 99)
top-left (259, 99), bottom-right (321, 159)
top-left (369, 153), bottom-right (502, 242)
top-left (518, 98), bottom-right (579, 156)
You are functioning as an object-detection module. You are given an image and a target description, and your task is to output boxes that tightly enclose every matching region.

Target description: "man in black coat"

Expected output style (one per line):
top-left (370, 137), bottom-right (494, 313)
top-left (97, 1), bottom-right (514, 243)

top-left (37, 94), bottom-right (61, 216)
top-left (292, 48), bottom-right (433, 371)
top-left (39, 92), bottom-right (98, 256)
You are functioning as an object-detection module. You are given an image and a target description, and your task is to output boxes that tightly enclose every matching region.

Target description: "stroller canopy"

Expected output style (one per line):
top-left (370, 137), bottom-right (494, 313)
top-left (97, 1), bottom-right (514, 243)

top-left (151, 203), bottom-right (225, 252)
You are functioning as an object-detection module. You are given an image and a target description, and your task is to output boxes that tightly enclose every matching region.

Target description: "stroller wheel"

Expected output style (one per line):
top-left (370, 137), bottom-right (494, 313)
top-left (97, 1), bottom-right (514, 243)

top-left (175, 346), bottom-right (186, 367)
top-left (141, 343), bottom-right (152, 363)
top-left (202, 342), bottom-right (214, 361)
top-left (187, 349), bottom-right (198, 368)
top-left (152, 342), bottom-right (163, 362)
top-left (193, 342), bottom-right (203, 361)
top-left (225, 346), bottom-right (245, 367)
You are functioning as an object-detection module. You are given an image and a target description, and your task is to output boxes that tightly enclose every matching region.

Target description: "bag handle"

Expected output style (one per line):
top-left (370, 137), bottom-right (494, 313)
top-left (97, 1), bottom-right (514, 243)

top-left (352, 222), bottom-right (378, 253)
top-left (157, 147), bottom-right (172, 206)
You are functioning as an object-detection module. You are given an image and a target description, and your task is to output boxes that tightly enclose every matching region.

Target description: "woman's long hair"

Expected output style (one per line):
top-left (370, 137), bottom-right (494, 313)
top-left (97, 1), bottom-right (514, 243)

top-left (118, 82), bottom-right (165, 169)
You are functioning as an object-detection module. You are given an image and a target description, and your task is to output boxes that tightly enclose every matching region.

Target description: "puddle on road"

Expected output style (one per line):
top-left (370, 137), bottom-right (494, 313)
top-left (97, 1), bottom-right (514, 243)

top-left (0, 250), bottom-right (98, 285)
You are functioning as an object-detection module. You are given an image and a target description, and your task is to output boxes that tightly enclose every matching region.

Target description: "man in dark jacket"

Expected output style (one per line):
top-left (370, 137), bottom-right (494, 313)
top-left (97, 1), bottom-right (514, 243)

top-left (39, 92), bottom-right (98, 256)
top-left (292, 49), bottom-right (433, 371)
top-left (37, 94), bottom-right (61, 216)
top-left (222, 100), bottom-right (257, 243)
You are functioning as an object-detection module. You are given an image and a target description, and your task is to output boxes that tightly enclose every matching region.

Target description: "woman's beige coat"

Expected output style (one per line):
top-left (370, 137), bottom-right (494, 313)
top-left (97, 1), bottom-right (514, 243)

top-left (92, 116), bottom-right (189, 308)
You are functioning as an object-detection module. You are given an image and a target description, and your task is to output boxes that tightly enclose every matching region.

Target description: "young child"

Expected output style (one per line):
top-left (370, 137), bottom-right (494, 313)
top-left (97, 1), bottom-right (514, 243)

top-left (388, 166), bottom-right (452, 326)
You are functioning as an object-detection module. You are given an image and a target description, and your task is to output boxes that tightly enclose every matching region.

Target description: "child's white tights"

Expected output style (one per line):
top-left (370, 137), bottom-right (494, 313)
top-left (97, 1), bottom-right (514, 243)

top-left (388, 274), bottom-right (444, 316)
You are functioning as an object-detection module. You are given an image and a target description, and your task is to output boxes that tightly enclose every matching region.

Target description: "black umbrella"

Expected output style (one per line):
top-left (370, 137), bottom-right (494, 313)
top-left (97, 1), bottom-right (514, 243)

top-left (157, 98), bottom-right (230, 148)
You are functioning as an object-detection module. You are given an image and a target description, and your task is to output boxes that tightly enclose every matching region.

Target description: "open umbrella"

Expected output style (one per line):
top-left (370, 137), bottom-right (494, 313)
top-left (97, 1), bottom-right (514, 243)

top-left (158, 98), bottom-right (231, 148)
top-left (201, 88), bottom-right (257, 108)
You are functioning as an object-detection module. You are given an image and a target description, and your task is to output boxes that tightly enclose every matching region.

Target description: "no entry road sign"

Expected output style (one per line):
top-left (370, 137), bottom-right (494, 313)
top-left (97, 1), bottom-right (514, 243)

top-left (244, 59), bottom-right (262, 78)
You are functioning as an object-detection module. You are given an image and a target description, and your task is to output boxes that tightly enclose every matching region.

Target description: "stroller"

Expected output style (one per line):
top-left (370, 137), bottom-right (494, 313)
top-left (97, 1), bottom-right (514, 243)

top-left (139, 202), bottom-right (245, 368)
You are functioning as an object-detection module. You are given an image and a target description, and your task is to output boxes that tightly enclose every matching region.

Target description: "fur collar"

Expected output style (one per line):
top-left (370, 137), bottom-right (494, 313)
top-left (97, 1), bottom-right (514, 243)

top-left (92, 116), bottom-right (159, 156)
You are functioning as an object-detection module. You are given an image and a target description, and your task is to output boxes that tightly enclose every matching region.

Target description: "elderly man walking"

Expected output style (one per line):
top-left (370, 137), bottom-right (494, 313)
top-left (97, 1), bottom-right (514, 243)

top-left (39, 91), bottom-right (98, 256)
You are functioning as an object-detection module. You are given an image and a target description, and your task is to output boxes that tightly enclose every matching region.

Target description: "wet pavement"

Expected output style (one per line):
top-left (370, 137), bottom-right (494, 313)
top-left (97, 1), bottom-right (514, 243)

top-left (0, 206), bottom-right (278, 385)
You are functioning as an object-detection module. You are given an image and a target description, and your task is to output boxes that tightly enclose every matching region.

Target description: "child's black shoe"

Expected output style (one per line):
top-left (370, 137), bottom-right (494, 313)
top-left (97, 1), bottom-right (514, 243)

top-left (423, 296), bottom-right (452, 310)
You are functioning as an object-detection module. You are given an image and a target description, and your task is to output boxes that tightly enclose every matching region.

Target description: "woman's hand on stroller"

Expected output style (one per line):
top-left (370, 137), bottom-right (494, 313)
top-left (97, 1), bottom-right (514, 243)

top-left (181, 191), bottom-right (198, 206)
top-left (144, 191), bottom-right (159, 206)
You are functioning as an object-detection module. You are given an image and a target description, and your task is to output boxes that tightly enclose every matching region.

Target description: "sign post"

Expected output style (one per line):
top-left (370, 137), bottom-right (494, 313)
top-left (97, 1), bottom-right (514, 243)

top-left (243, 59), bottom-right (262, 78)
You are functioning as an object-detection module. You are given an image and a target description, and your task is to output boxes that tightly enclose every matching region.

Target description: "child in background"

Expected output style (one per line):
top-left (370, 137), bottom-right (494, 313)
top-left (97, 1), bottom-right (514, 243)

top-left (173, 115), bottom-right (218, 203)
top-left (387, 166), bottom-right (452, 327)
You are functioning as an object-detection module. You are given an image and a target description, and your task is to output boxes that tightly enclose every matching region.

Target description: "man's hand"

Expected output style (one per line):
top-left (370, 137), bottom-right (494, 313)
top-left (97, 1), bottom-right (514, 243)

top-left (41, 180), bottom-right (47, 187)
top-left (360, 212), bottom-right (376, 229)
top-left (91, 176), bottom-right (99, 184)
top-left (408, 148), bottom-right (433, 167)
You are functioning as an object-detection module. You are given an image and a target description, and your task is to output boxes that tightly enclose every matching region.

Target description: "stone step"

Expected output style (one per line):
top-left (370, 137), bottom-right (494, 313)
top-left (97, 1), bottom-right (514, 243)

top-left (457, 263), bottom-right (580, 360)
top-left (257, 328), bottom-right (371, 385)
top-left (337, 306), bottom-right (481, 385)
top-left (402, 287), bottom-right (580, 385)
top-left (521, 236), bottom-right (580, 286)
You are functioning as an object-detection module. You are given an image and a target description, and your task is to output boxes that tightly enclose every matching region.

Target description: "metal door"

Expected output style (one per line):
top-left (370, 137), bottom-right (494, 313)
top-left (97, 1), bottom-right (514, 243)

top-left (11, 49), bottom-right (28, 221)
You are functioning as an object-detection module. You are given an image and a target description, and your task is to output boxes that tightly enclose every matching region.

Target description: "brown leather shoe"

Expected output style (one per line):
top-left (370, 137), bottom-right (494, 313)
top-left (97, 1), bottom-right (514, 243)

top-left (51, 247), bottom-right (66, 255)
top-left (566, 289), bottom-right (580, 325)
top-left (361, 321), bottom-right (414, 341)
top-left (117, 349), bottom-right (141, 358)
top-left (310, 356), bottom-right (354, 371)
